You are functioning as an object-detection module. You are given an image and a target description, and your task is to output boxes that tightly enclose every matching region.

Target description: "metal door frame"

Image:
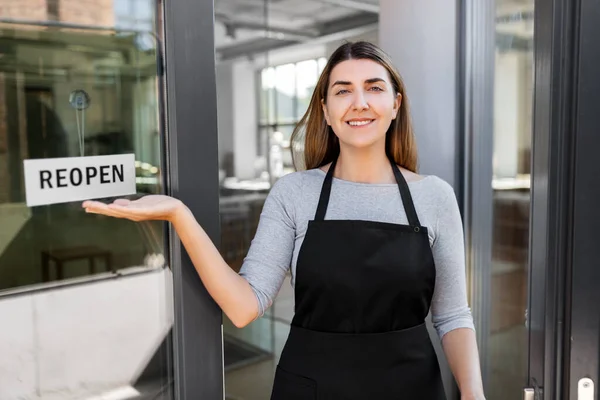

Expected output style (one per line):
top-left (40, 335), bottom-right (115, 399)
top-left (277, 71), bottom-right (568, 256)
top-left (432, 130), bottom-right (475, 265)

top-left (162, 0), bottom-right (224, 398)
top-left (534, 0), bottom-right (600, 397)
top-left (161, 0), bottom-right (600, 398)
top-left (462, 0), bottom-right (591, 398)
top-left (529, 0), bottom-right (600, 398)
top-left (461, 0), bottom-right (495, 387)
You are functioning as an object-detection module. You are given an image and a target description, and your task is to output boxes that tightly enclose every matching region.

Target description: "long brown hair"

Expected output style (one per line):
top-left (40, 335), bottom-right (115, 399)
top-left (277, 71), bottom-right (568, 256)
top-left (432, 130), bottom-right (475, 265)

top-left (290, 41), bottom-right (418, 172)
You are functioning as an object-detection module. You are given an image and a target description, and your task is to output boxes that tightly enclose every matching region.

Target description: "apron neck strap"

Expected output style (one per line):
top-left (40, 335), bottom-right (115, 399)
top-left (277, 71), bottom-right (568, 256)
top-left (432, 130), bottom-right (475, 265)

top-left (390, 159), bottom-right (421, 228)
top-left (314, 154), bottom-right (422, 228)
top-left (315, 155), bottom-right (338, 221)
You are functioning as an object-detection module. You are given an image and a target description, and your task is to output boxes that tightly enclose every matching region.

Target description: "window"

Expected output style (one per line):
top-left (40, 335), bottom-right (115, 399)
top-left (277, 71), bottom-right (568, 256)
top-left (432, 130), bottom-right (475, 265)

top-left (47, 0), bottom-right (59, 21)
top-left (258, 57), bottom-right (327, 160)
top-left (0, 3), bottom-right (174, 399)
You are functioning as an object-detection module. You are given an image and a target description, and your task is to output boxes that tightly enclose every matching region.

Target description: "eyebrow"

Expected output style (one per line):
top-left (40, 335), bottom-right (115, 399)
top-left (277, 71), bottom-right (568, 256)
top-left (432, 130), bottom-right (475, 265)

top-left (331, 78), bottom-right (386, 87)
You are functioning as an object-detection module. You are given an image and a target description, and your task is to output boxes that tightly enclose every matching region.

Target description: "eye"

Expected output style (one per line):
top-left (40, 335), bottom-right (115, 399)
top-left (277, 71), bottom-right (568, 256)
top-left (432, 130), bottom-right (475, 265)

top-left (369, 86), bottom-right (384, 92)
top-left (335, 89), bottom-right (350, 95)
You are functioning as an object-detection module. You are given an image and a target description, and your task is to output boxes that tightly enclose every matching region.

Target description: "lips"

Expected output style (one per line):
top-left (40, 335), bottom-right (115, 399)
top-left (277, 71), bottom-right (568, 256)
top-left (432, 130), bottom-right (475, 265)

top-left (346, 119), bottom-right (375, 127)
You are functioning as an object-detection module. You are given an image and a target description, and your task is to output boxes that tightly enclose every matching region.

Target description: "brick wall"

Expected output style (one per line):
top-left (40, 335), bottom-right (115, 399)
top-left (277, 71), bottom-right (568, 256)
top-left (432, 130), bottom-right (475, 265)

top-left (0, 0), bottom-right (48, 20)
top-left (0, 0), bottom-right (115, 27)
top-left (59, 0), bottom-right (114, 27)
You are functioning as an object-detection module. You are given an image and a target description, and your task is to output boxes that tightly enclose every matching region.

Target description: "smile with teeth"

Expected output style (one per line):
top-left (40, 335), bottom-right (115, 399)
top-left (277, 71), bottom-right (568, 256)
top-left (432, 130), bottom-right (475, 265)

top-left (347, 119), bottom-right (375, 126)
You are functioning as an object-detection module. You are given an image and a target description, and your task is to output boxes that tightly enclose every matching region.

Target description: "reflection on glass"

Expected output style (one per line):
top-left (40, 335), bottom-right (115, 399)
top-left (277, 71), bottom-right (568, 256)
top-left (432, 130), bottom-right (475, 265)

top-left (0, 2), bottom-right (173, 399)
top-left (488, 1), bottom-right (534, 398)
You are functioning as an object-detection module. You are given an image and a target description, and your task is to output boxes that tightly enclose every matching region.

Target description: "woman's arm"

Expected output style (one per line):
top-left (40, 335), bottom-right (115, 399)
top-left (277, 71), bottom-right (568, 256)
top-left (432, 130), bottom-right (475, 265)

top-left (83, 174), bottom-right (299, 328)
top-left (173, 173), bottom-right (299, 326)
top-left (428, 178), bottom-right (485, 399)
top-left (442, 328), bottom-right (485, 399)
top-left (171, 204), bottom-right (259, 328)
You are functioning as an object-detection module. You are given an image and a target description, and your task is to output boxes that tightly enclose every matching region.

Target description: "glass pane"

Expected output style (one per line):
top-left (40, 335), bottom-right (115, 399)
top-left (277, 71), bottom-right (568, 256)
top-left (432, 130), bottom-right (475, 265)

top-left (296, 60), bottom-right (318, 120)
top-left (275, 63), bottom-right (296, 124)
top-left (488, 1), bottom-right (534, 398)
top-left (274, 126), bottom-right (295, 176)
top-left (216, 3), bottom-right (275, 399)
top-left (318, 57), bottom-right (327, 75)
top-left (261, 68), bottom-right (276, 125)
top-left (0, 2), bottom-right (174, 399)
top-left (218, 2), bottom-right (378, 397)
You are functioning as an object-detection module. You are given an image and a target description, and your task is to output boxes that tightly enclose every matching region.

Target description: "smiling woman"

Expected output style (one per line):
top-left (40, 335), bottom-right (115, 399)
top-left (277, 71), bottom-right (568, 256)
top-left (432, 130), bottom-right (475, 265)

top-left (291, 43), bottom-right (418, 176)
top-left (83, 40), bottom-right (485, 399)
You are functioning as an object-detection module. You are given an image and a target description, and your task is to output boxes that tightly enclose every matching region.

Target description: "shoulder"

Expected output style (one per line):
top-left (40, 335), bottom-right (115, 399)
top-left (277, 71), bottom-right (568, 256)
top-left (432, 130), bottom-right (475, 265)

top-left (414, 175), bottom-right (455, 195)
top-left (397, 167), bottom-right (453, 200)
top-left (269, 169), bottom-right (323, 200)
top-left (409, 175), bottom-right (459, 211)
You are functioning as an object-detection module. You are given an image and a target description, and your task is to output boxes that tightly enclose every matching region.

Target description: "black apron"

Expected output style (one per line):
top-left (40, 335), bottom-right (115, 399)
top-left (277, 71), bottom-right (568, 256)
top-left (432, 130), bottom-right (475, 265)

top-left (270, 155), bottom-right (447, 400)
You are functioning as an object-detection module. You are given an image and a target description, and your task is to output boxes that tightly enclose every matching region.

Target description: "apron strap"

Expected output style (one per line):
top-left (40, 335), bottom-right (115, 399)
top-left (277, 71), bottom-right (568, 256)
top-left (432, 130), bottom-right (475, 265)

top-left (314, 154), bottom-right (422, 228)
top-left (315, 155), bottom-right (338, 221)
top-left (390, 159), bottom-right (422, 228)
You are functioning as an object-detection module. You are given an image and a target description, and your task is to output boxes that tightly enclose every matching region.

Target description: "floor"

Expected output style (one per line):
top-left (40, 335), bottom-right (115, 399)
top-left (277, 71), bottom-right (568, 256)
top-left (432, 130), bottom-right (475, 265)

top-left (487, 325), bottom-right (528, 400)
top-left (224, 274), bottom-right (294, 400)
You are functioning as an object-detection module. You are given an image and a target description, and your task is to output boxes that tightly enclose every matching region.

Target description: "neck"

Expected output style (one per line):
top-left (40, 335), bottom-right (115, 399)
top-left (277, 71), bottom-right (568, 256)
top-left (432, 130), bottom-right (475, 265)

top-left (335, 144), bottom-right (394, 184)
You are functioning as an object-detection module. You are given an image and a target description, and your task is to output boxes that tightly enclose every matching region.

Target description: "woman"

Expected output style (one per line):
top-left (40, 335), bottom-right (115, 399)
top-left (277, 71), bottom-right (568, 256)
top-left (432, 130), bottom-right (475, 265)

top-left (83, 41), bottom-right (485, 399)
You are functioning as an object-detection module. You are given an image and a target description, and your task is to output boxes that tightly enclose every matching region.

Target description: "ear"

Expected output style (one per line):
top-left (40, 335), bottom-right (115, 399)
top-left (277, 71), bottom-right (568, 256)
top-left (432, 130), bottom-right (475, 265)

top-left (321, 98), bottom-right (331, 126)
top-left (392, 93), bottom-right (402, 120)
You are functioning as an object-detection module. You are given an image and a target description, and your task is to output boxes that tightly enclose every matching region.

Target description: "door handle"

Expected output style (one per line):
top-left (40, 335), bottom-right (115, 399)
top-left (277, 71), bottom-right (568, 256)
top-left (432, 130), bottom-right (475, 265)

top-left (578, 378), bottom-right (594, 400)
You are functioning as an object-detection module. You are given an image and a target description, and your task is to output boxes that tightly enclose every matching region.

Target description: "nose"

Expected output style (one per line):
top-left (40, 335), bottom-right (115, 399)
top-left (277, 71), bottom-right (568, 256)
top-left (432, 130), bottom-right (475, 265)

top-left (351, 90), bottom-right (369, 111)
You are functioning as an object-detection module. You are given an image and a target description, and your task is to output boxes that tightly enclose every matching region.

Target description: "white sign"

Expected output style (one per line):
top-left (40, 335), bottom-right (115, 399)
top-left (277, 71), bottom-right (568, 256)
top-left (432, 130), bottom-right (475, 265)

top-left (24, 154), bottom-right (136, 207)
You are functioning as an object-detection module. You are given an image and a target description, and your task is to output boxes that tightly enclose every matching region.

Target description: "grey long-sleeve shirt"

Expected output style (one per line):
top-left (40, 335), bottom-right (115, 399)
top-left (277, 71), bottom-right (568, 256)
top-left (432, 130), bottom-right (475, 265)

top-left (238, 168), bottom-right (475, 339)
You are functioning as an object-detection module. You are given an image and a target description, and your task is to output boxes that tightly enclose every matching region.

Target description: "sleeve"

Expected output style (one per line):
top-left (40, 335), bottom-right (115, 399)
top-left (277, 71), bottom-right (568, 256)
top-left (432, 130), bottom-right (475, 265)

top-left (238, 174), bottom-right (299, 318)
top-left (429, 179), bottom-right (476, 339)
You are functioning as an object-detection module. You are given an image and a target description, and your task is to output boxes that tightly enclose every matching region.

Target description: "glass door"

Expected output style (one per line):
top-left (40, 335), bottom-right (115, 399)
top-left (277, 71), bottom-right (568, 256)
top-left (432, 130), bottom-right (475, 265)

top-left (465, 0), bottom-right (536, 398)
top-left (0, 2), bottom-right (175, 399)
top-left (486, 0), bottom-right (534, 397)
top-left (471, 0), bottom-right (600, 398)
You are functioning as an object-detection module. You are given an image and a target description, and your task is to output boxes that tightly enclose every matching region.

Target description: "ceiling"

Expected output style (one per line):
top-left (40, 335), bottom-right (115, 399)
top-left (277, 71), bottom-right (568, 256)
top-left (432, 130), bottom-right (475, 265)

top-left (213, 0), bottom-right (379, 61)
top-left (213, 0), bottom-right (534, 61)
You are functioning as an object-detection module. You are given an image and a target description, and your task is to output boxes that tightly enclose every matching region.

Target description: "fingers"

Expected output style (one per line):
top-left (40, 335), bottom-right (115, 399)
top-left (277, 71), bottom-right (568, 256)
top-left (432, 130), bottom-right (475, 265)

top-left (82, 199), bottom-right (138, 221)
top-left (86, 207), bottom-right (125, 219)
top-left (82, 198), bottom-right (131, 212)
top-left (113, 199), bottom-right (131, 206)
top-left (82, 200), bottom-right (105, 209)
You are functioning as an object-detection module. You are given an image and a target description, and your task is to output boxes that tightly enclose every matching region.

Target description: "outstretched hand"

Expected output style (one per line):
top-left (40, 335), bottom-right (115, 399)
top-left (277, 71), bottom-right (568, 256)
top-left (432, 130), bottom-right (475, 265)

top-left (82, 195), bottom-right (184, 223)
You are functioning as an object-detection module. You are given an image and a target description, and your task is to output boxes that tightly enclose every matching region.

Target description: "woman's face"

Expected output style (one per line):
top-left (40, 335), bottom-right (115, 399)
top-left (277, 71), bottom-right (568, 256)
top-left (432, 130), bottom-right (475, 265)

top-left (322, 59), bottom-right (401, 151)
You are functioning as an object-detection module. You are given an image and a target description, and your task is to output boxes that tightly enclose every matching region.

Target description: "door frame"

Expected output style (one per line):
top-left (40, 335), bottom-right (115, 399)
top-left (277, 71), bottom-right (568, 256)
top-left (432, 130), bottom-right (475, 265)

top-left (463, 0), bottom-right (586, 397)
top-left (530, 0), bottom-right (600, 398)
top-left (461, 0), bottom-right (495, 387)
top-left (528, 0), bottom-right (573, 396)
top-left (533, 0), bottom-right (600, 397)
top-left (162, 0), bottom-right (224, 398)
top-left (565, 0), bottom-right (600, 394)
